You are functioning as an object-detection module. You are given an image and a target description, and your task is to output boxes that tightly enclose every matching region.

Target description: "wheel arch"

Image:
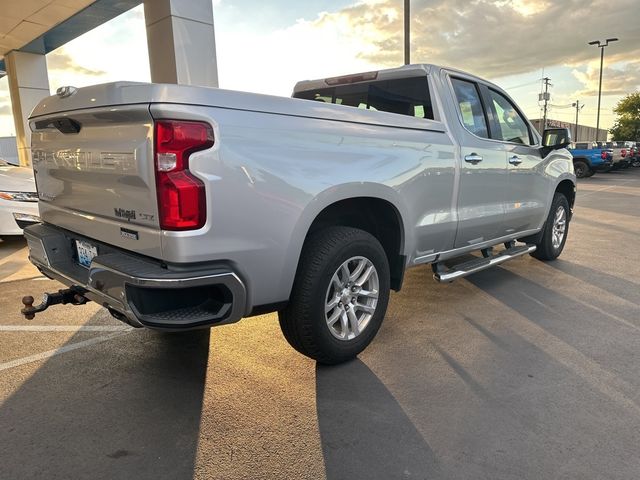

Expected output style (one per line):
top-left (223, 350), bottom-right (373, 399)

top-left (520, 175), bottom-right (575, 245)
top-left (555, 178), bottom-right (576, 216)
top-left (281, 184), bottom-right (411, 298)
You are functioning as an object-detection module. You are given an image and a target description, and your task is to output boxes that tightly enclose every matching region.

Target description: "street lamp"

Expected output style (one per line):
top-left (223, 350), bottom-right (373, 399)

top-left (588, 38), bottom-right (618, 142)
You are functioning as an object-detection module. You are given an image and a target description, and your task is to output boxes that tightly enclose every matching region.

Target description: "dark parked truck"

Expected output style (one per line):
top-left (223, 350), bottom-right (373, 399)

top-left (21, 64), bottom-right (576, 364)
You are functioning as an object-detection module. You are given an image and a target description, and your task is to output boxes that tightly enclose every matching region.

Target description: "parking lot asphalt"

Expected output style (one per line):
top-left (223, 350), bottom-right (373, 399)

top-left (1, 169), bottom-right (639, 480)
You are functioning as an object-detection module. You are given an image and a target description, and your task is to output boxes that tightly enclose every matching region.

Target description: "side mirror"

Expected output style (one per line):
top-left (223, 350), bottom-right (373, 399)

top-left (540, 128), bottom-right (571, 157)
top-left (541, 128), bottom-right (571, 155)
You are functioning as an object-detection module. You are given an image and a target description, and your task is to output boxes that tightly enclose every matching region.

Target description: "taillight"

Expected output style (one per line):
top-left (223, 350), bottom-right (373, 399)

top-left (154, 120), bottom-right (214, 230)
top-left (601, 150), bottom-right (607, 159)
top-left (621, 149), bottom-right (627, 157)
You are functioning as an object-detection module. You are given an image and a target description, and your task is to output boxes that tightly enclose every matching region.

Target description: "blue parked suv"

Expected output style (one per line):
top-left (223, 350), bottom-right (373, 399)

top-left (569, 142), bottom-right (613, 178)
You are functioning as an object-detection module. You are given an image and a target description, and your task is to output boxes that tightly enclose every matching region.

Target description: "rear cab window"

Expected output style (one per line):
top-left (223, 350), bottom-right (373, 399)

top-left (450, 78), bottom-right (489, 138)
top-left (293, 77), bottom-right (434, 120)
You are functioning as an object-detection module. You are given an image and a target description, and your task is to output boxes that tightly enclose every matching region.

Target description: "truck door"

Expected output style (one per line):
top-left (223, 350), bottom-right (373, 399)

top-left (447, 76), bottom-right (508, 248)
top-left (482, 87), bottom-right (547, 235)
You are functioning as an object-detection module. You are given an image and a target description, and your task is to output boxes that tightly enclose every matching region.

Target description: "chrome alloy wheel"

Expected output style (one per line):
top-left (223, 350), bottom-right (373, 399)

top-left (325, 256), bottom-right (379, 341)
top-left (552, 206), bottom-right (567, 249)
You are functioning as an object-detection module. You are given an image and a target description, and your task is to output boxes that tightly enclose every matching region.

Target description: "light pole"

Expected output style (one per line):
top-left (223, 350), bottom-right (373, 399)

top-left (588, 38), bottom-right (618, 142)
top-left (404, 0), bottom-right (410, 65)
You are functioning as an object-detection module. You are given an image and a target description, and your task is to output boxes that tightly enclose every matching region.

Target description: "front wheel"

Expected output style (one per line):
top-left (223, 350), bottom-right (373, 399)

top-left (531, 193), bottom-right (570, 261)
top-left (279, 226), bottom-right (390, 364)
top-left (573, 160), bottom-right (590, 179)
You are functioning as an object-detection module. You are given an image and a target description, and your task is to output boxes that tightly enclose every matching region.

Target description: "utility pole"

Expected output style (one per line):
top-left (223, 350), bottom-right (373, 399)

top-left (404, 0), bottom-right (410, 65)
top-left (588, 38), bottom-right (619, 142)
top-left (540, 77), bottom-right (551, 130)
top-left (572, 100), bottom-right (584, 141)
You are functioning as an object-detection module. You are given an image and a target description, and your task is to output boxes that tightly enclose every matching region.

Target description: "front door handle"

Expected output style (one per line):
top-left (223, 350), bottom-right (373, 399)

top-left (464, 153), bottom-right (483, 165)
top-left (509, 155), bottom-right (523, 166)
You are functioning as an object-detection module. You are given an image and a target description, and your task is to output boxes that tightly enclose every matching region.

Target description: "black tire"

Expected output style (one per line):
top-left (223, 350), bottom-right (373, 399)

top-left (573, 160), bottom-right (589, 178)
top-left (279, 226), bottom-right (390, 364)
top-left (531, 192), bottom-right (570, 261)
top-left (585, 168), bottom-right (596, 177)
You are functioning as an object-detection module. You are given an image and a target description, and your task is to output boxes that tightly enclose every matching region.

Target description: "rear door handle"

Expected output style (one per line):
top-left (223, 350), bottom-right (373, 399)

top-left (509, 155), bottom-right (523, 166)
top-left (464, 153), bottom-right (483, 165)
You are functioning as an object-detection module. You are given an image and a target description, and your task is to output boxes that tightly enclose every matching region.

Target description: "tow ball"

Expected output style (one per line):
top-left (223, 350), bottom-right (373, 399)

top-left (21, 288), bottom-right (89, 320)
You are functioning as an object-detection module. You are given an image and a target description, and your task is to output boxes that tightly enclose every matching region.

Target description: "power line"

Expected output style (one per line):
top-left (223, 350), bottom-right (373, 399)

top-left (502, 79), bottom-right (542, 90)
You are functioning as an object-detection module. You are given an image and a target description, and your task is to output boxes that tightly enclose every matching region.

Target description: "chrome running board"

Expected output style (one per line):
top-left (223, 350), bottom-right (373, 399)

top-left (432, 244), bottom-right (537, 283)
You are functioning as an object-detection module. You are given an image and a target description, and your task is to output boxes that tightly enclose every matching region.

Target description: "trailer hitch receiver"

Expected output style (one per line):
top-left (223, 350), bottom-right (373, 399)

top-left (21, 288), bottom-right (89, 320)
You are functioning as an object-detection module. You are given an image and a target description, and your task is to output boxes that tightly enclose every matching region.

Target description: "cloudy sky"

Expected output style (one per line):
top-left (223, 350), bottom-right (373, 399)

top-left (1, 0), bottom-right (639, 137)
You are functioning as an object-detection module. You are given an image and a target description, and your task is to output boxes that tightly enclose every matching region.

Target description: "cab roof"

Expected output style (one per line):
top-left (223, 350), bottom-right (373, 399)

top-left (292, 63), bottom-right (504, 94)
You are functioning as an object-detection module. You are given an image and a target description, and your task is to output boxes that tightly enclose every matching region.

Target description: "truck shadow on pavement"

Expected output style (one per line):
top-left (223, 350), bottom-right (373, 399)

top-left (467, 267), bottom-right (640, 394)
top-left (544, 259), bottom-right (640, 305)
top-left (0, 236), bottom-right (27, 258)
top-left (316, 359), bottom-right (439, 479)
top-left (354, 264), bottom-right (640, 479)
top-left (0, 323), bottom-right (209, 480)
top-left (571, 216), bottom-right (638, 238)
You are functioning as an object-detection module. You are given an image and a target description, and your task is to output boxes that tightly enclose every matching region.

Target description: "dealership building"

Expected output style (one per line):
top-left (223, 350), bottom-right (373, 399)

top-left (530, 119), bottom-right (608, 143)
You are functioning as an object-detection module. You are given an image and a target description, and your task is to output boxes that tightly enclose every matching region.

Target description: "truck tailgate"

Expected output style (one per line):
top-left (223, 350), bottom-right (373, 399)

top-left (30, 104), bottom-right (162, 257)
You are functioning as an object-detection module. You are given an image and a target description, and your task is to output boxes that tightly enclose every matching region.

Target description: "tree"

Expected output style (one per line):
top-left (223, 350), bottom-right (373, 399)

top-left (609, 92), bottom-right (640, 141)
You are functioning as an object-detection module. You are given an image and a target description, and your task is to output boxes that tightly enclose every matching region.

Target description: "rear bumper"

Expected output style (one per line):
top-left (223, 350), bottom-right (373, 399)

top-left (23, 223), bottom-right (247, 329)
top-left (611, 159), bottom-right (629, 169)
top-left (594, 160), bottom-right (613, 171)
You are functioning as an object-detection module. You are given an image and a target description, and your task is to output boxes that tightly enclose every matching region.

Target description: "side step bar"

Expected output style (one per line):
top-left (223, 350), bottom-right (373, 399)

top-left (432, 244), bottom-right (537, 283)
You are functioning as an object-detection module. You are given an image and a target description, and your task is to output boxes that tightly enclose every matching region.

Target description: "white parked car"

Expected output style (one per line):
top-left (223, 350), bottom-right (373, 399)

top-left (0, 159), bottom-right (40, 236)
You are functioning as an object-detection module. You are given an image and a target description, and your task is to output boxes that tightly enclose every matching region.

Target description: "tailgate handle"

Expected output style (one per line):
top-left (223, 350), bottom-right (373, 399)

top-left (34, 117), bottom-right (82, 134)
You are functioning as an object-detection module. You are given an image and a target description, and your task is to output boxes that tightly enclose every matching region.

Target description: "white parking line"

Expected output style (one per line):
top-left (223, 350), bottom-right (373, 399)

top-left (578, 178), bottom-right (637, 197)
top-left (0, 325), bottom-right (131, 332)
top-left (0, 329), bottom-right (132, 372)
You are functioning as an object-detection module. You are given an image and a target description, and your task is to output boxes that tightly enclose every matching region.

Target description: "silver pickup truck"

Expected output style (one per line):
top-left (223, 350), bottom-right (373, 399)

top-left (21, 64), bottom-right (575, 364)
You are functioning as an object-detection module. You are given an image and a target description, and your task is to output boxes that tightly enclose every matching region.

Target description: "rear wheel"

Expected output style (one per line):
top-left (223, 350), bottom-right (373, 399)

top-left (279, 226), bottom-right (390, 364)
top-left (531, 192), bottom-right (570, 261)
top-left (573, 160), bottom-right (589, 178)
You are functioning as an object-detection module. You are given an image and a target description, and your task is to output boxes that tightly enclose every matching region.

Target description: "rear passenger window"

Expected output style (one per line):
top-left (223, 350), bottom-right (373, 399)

top-left (450, 78), bottom-right (489, 138)
top-left (294, 77), bottom-right (434, 120)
